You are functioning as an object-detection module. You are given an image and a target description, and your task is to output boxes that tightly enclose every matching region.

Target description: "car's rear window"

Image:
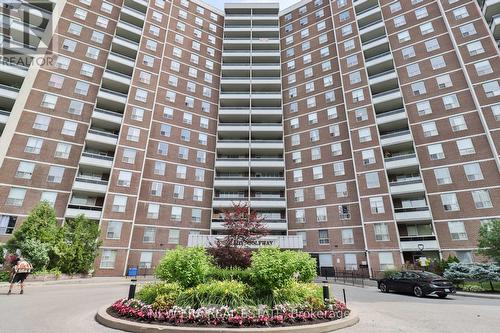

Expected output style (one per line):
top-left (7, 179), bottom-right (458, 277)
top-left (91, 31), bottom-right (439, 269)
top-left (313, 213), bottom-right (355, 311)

top-left (418, 272), bottom-right (442, 279)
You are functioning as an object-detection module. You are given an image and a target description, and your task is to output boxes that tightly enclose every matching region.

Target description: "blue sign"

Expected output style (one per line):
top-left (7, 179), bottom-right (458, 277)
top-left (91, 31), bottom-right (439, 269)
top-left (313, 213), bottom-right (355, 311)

top-left (127, 267), bottom-right (138, 277)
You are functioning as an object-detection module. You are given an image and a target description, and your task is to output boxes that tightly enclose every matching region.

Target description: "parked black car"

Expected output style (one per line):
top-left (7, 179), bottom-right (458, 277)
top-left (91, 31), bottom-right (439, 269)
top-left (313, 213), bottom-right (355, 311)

top-left (378, 271), bottom-right (456, 298)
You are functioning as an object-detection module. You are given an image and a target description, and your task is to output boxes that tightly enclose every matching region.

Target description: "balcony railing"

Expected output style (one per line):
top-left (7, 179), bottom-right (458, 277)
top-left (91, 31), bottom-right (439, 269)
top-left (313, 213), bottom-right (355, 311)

top-left (99, 88), bottom-right (128, 98)
top-left (94, 108), bottom-right (123, 118)
top-left (362, 34), bottom-right (387, 46)
top-left (372, 88), bottom-right (400, 98)
top-left (365, 51), bottom-right (391, 62)
top-left (75, 177), bottom-right (109, 186)
top-left (394, 207), bottom-right (429, 213)
top-left (389, 179), bottom-right (422, 186)
top-left (369, 69), bottom-right (395, 80)
top-left (380, 129), bottom-right (410, 139)
top-left (81, 152), bottom-right (114, 161)
top-left (67, 204), bottom-right (103, 211)
top-left (88, 128), bottom-right (119, 138)
top-left (377, 108), bottom-right (405, 118)
top-left (357, 4), bottom-right (379, 16)
top-left (384, 153), bottom-right (416, 162)
top-left (400, 235), bottom-right (436, 242)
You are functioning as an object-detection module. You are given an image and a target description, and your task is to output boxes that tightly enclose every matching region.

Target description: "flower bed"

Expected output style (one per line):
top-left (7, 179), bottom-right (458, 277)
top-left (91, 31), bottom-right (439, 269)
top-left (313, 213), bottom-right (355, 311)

top-left (108, 298), bottom-right (350, 328)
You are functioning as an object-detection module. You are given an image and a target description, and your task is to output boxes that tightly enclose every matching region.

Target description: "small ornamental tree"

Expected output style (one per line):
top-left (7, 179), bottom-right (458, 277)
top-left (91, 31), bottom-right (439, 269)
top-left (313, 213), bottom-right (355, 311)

top-left (478, 219), bottom-right (500, 263)
top-left (208, 203), bottom-right (268, 268)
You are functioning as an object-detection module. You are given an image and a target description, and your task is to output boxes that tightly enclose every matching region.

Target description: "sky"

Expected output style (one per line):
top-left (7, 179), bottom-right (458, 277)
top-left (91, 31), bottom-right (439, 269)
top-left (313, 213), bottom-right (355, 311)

top-left (204, 0), bottom-right (302, 11)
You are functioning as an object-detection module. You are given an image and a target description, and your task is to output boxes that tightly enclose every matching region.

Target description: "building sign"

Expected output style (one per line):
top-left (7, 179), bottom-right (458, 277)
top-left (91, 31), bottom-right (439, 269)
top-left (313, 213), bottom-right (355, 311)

top-left (187, 234), bottom-right (304, 249)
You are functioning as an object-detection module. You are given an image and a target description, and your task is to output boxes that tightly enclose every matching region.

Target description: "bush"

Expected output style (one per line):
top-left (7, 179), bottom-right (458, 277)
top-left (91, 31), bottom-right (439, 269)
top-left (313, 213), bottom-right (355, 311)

top-left (462, 284), bottom-right (486, 293)
top-left (272, 281), bottom-right (323, 309)
top-left (443, 262), bottom-right (472, 283)
top-left (155, 247), bottom-right (214, 288)
top-left (207, 267), bottom-right (252, 284)
top-left (19, 239), bottom-right (50, 272)
top-left (383, 269), bottom-right (400, 279)
top-left (0, 271), bottom-right (10, 282)
top-left (136, 282), bottom-right (182, 305)
top-left (250, 248), bottom-right (317, 292)
top-left (177, 280), bottom-right (251, 308)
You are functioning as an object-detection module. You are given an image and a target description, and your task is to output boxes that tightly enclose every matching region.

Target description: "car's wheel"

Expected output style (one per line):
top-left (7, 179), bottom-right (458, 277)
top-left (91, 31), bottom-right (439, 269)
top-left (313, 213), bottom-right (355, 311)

top-left (413, 285), bottom-right (424, 297)
top-left (437, 293), bottom-right (447, 298)
top-left (379, 282), bottom-right (389, 293)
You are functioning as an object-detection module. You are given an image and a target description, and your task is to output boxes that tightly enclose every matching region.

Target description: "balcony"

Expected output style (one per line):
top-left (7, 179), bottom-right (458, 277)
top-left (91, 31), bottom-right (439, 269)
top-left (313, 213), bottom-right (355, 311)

top-left (125, 0), bottom-right (148, 11)
top-left (0, 83), bottom-right (19, 107)
top-left (212, 220), bottom-right (287, 231)
top-left (107, 52), bottom-right (135, 74)
top-left (97, 88), bottom-right (128, 106)
top-left (212, 197), bottom-right (248, 208)
top-left (491, 14), bottom-right (500, 41)
top-left (250, 197), bottom-right (286, 209)
top-left (394, 207), bottom-right (432, 222)
top-left (92, 108), bottom-right (123, 126)
top-left (112, 36), bottom-right (139, 58)
top-left (79, 152), bottom-right (114, 169)
top-left (66, 205), bottom-right (102, 220)
top-left (251, 177), bottom-right (285, 188)
top-left (380, 129), bottom-right (413, 147)
top-left (121, 5), bottom-right (146, 27)
top-left (0, 62), bottom-right (28, 78)
top-left (384, 153), bottom-right (419, 170)
top-left (482, 0), bottom-right (500, 22)
top-left (102, 70), bottom-right (132, 93)
top-left (116, 20), bottom-right (142, 42)
top-left (365, 51), bottom-right (393, 70)
top-left (213, 177), bottom-right (249, 187)
top-left (372, 88), bottom-right (402, 110)
top-left (86, 128), bottom-right (118, 147)
top-left (4, 15), bottom-right (44, 48)
top-left (376, 108), bottom-right (407, 126)
top-left (400, 238), bottom-right (439, 251)
top-left (0, 109), bottom-right (10, 124)
top-left (362, 36), bottom-right (389, 59)
top-left (359, 19), bottom-right (385, 42)
top-left (215, 157), bottom-right (284, 168)
top-left (356, 4), bottom-right (380, 24)
top-left (73, 177), bottom-right (108, 194)
top-left (369, 69), bottom-right (397, 86)
top-left (390, 179), bottom-right (425, 196)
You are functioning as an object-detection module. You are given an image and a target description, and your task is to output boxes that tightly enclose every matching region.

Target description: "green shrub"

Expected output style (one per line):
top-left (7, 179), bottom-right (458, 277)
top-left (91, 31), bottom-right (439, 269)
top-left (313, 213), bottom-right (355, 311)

top-left (152, 293), bottom-right (178, 311)
top-left (177, 280), bottom-right (251, 308)
top-left (136, 282), bottom-right (182, 305)
top-left (250, 248), bottom-right (317, 292)
top-left (383, 269), bottom-right (400, 279)
top-left (272, 281), bottom-right (323, 309)
top-left (19, 239), bottom-right (50, 272)
top-left (462, 284), bottom-right (486, 293)
top-left (0, 271), bottom-right (10, 282)
top-left (207, 267), bottom-right (252, 284)
top-left (155, 247), bottom-right (214, 288)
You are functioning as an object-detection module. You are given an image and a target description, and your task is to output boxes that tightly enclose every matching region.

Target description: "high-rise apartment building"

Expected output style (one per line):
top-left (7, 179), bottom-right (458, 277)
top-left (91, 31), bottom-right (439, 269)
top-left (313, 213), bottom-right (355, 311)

top-left (0, 0), bottom-right (498, 277)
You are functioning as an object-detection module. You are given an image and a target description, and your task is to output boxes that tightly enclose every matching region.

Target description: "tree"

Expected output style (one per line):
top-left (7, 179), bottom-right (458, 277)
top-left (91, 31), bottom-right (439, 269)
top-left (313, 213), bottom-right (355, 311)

top-left (58, 215), bottom-right (102, 274)
top-left (478, 220), bottom-right (500, 263)
top-left (6, 201), bottom-right (63, 269)
top-left (208, 203), bottom-right (268, 268)
top-left (469, 263), bottom-right (500, 291)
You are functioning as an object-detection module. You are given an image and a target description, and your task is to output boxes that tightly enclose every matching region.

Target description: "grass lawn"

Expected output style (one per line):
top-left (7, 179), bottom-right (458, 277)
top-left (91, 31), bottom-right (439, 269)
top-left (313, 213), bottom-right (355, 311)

top-left (460, 281), bottom-right (500, 293)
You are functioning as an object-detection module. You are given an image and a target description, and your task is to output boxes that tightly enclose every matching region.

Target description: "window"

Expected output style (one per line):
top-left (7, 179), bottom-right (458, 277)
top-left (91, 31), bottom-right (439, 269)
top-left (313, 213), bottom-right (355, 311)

top-left (437, 74), bottom-right (452, 89)
top-left (173, 185), bottom-right (184, 199)
top-left (453, 7), bottom-right (468, 20)
top-left (407, 64), bottom-right (420, 77)
top-left (402, 46), bottom-right (415, 60)
top-left (365, 172), bottom-right (380, 189)
top-left (443, 94), bottom-right (460, 109)
top-left (483, 81), bottom-right (500, 98)
top-left (100, 250), bottom-right (116, 269)
top-left (362, 149), bottom-right (375, 165)
top-left (74, 81), bottom-right (89, 95)
top-left (85, 47), bottom-right (99, 60)
top-left (420, 22), bottom-right (434, 35)
top-left (146, 204), bottom-right (160, 219)
top-left (344, 253), bottom-right (357, 270)
top-left (467, 41), bottom-right (484, 56)
top-left (358, 128), bottom-right (371, 142)
top-left (112, 195), bottom-right (127, 212)
top-left (80, 63), bottom-right (94, 77)
top-left (122, 149), bottom-right (136, 164)
top-left (394, 15), bottom-right (406, 28)
top-left (398, 31), bottom-right (410, 43)
top-left (415, 7), bottom-right (428, 19)
top-left (379, 252), bottom-right (394, 270)
top-left (171, 206), bottom-right (182, 222)
top-left (448, 221), bottom-right (467, 240)
top-left (55, 56), bottom-right (70, 70)
top-left (349, 71), bottom-right (361, 84)
top-left (25, 137), bottom-right (43, 154)
top-left (62, 39), bottom-right (77, 52)
top-left (472, 190), bottom-right (493, 209)
top-left (352, 89), bottom-right (364, 102)
top-left (55, 143), bottom-right (71, 159)
top-left (33, 114), bottom-right (50, 131)
top-left (311, 148), bottom-right (321, 161)
top-left (313, 166), bottom-right (323, 179)
top-left (464, 163), bottom-right (483, 181)
top-left (370, 197), bottom-right (385, 214)
top-left (390, 2), bottom-right (401, 13)
top-left (291, 134), bottom-right (300, 146)
top-left (449, 115), bottom-right (467, 132)
top-left (41, 94), bottom-right (57, 109)
top-left (160, 124), bottom-right (171, 137)
top-left (295, 210), bottom-right (305, 224)
top-left (315, 186), bottom-right (325, 200)
top-left (355, 108), bottom-right (368, 122)
top-left (441, 193), bottom-right (459, 211)
top-left (456, 251), bottom-right (473, 264)
top-left (293, 170), bottom-right (303, 182)
top-left (475, 61), bottom-right (493, 76)
top-left (318, 230), bottom-right (329, 245)
top-left (460, 23), bottom-right (476, 37)
top-left (342, 229), bottom-right (354, 244)
top-left (344, 39), bottom-right (355, 52)
top-left (333, 162), bottom-right (345, 176)
top-left (16, 161), bottom-right (35, 179)
top-left (431, 56), bottom-right (446, 70)
top-left (336, 182), bottom-right (347, 197)
top-left (316, 207), bottom-right (327, 222)
top-left (416, 101), bottom-right (431, 116)
top-left (412, 81), bottom-right (426, 95)
top-left (422, 121), bottom-right (438, 137)
top-left (322, 61), bottom-right (331, 71)
top-left (192, 209), bottom-right (202, 223)
top-left (457, 138), bottom-right (475, 155)
top-left (142, 227), bottom-right (155, 243)
top-left (48, 74), bottom-right (64, 89)
top-left (154, 161), bottom-right (166, 176)
top-left (434, 168), bottom-right (452, 185)
top-left (139, 252), bottom-right (153, 269)
top-left (168, 229), bottom-right (180, 244)
top-left (294, 189), bottom-right (304, 202)
top-left (374, 223), bottom-right (390, 241)
top-left (428, 144), bottom-right (445, 160)
top-left (292, 152), bottom-right (301, 163)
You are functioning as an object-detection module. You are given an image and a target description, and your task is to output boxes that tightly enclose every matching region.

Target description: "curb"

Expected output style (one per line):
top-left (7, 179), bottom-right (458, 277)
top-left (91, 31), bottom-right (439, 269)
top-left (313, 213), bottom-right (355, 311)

top-left (96, 305), bottom-right (360, 333)
top-left (454, 292), bottom-right (500, 300)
